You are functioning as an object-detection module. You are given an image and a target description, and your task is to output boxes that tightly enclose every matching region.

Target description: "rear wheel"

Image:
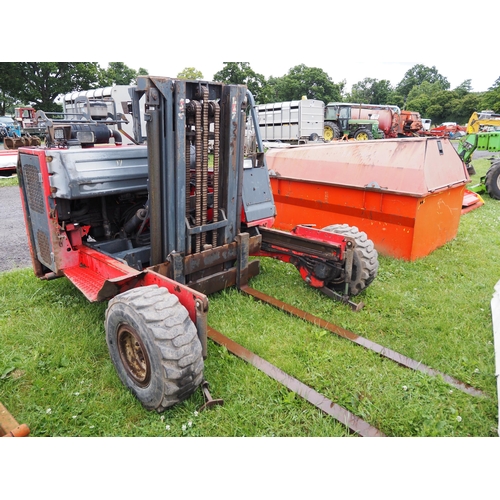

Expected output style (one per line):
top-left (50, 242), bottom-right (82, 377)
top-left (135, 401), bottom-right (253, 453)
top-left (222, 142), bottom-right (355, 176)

top-left (105, 285), bottom-right (204, 412)
top-left (466, 162), bottom-right (476, 176)
top-left (485, 160), bottom-right (500, 200)
top-left (324, 121), bottom-right (341, 141)
top-left (321, 224), bottom-right (379, 295)
top-left (353, 128), bottom-right (374, 141)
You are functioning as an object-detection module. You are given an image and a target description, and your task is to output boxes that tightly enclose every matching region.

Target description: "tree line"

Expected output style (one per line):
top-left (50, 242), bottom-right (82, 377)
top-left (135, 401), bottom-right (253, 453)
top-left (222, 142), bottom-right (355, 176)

top-left (0, 62), bottom-right (148, 114)
top-left (1, 62), bottom-right (499, 126)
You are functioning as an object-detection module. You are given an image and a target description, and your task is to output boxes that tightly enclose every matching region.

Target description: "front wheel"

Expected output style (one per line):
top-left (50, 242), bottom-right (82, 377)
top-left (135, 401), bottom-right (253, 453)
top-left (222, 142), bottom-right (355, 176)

top-left (485, 160), bottom-right (500, 200)
top-left (105, 285), bottom-right (204, 412)
top-left (353, 128), bottom-right (374, 141)
top-left (321, 224), bottom-right (379, 295)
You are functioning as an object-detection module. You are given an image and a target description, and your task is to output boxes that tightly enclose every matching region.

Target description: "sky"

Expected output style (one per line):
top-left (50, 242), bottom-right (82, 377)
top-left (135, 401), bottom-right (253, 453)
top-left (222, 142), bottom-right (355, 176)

top-left (88, 0), bottom-right (497, 95)
top-left (14, 0), bottom-right (494, 96)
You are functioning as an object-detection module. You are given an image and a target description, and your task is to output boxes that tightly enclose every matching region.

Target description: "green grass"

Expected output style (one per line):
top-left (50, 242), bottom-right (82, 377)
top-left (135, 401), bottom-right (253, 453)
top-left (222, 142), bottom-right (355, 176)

top-left (0, 158), bottom-right (499, 437)
top-left (0, 174), bottom-right (18, 187)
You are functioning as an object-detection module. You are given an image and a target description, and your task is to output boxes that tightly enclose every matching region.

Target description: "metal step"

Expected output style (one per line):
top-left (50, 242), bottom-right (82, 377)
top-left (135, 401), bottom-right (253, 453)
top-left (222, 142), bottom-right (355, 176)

top-left (63, 264), bottom-right (108, 301)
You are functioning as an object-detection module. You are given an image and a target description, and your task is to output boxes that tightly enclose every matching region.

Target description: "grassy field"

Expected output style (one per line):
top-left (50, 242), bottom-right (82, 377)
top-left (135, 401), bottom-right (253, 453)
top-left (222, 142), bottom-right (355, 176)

top-left (0, 157), bottom-right (499, 438)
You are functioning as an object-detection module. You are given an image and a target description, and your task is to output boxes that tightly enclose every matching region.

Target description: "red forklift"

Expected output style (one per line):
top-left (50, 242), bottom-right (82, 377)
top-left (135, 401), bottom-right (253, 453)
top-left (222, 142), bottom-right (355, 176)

top-left (16, 77), bottom-right (378, 412)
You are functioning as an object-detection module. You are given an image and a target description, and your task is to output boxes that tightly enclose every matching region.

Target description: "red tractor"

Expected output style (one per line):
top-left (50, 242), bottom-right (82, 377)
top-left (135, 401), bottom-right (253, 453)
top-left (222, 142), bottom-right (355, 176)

top-left (14, 106), bottom-right (46, 136)
top-left (16, 77), bottom-right (378, 412)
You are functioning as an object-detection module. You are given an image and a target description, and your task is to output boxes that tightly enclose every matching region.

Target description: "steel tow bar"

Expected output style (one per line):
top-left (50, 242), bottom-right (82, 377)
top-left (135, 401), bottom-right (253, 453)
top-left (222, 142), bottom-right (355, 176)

top-left (240, 285), bottom-right (485, 398)
top-left (207, 327), bottom-right (384, 437)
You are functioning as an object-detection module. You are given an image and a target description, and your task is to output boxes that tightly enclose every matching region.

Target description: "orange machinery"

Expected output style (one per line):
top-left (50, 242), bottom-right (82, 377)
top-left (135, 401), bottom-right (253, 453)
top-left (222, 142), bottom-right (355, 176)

top-left (266, 137), bottom-right (469, 261)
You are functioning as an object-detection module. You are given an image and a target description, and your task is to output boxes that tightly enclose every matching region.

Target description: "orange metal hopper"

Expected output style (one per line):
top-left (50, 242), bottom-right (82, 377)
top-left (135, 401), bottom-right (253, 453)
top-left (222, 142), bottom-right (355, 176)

top-left (266, 137), bottom-right (469, 261)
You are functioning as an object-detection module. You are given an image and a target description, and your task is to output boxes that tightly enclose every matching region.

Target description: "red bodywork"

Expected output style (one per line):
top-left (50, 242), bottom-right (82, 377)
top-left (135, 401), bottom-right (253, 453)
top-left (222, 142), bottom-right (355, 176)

top-left (254, 224), bottom-right (348, 289)
top-left (421, 123), bottom-right (467, 138)
top-left (17, 147), bottom-right (209, 330)
top-left (14, 107), bottom-right (39, 130)
top-left (0, 149), bottom-right (18, 175)
top-left (399, 111), bottom-right (423, 136)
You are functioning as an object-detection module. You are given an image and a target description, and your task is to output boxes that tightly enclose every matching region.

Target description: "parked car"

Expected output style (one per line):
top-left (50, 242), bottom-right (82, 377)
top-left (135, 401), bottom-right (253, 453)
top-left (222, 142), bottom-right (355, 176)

top-left (0, 116), bottom-right (21, 140)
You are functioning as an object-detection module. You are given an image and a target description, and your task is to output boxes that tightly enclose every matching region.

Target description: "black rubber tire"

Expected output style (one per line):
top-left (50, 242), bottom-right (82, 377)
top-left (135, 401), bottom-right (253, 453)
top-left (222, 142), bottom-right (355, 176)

top-left (321, 224), bottom-right (379, 296)
top-left (485, 160), bottom-right (500, 200)
top-left (324, 121), bottom-right (341, 141)
top-left (353, 128), bottom-right (374, 141)
top-left (105, 284), bottom-right (204, 412)
top-left (466, 163), bottom-right (476, 176)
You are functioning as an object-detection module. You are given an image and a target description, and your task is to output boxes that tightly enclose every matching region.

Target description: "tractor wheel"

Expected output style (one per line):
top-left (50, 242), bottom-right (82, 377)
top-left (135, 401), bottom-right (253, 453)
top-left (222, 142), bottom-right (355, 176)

top-left (466, 163), bottom-right (476, 176)
top-left (324, 121), bottom-right (341, 141)
top-left (485, 160), bottom-right (500, 200)
top-left (353, 128), bottom-right (374, 141)
top-left (105, 284), bottom-right (204, 412)
top-left (321, 224), bottom-right (379, 296)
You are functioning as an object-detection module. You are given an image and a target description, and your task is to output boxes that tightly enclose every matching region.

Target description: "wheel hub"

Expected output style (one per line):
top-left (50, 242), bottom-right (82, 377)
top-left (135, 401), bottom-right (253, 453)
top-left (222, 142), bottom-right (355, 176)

top-left (117, 324), bottom-right (151, 387)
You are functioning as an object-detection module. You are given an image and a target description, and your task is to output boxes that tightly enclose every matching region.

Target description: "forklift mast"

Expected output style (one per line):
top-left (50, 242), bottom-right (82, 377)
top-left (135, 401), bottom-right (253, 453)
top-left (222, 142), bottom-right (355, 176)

top-left (132, 77), bottom-right (275, 272)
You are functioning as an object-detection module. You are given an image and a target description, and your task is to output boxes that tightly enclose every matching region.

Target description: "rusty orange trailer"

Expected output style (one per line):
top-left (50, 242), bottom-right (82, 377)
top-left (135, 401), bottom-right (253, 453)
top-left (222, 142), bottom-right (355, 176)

top-left (267, 137), bottom-right (469, 261)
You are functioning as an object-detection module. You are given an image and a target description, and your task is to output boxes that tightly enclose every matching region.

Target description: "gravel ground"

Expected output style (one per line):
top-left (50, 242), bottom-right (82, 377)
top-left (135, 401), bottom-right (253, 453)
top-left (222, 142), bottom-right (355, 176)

top-left (0, 184), bottom-right (32, 272)
top-left (0, 140), bottom-right (32, 272)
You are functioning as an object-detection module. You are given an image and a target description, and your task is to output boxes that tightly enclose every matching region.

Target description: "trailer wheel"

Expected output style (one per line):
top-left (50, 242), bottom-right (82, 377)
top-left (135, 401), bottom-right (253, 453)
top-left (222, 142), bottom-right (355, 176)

top-left (353, 128), bottom-right (374, 141)
top-left (324, 121), bottom-right (341, 141)
top-left (485, 160), bottom-right (500, 200)
top-left (105, 285), bottom-right (204, 412)
top-left (321, 224), bottom-right (379, 295)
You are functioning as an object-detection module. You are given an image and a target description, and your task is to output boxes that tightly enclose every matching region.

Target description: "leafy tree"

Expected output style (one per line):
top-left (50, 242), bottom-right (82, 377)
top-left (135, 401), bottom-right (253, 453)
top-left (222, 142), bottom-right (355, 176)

top-left (386, 92), bottom-right (406, 109)
top-left (449, 93), bottom-right (482, 123)
top-left (0, 62), bottom-right (25, 114)
top-left (213, 62), bottom-right (268, 103)
top-left (177, 67), bottom-right (203, 80)
top-left (98, 62), bottom-right (148, 86)
top-left (479, 76), bottom-right (500, 113)
top-left (406, 79), bottom-right (481, 124)
top-left (453, 79), bottom-right (473, 96)
top-left (406, 82), bottom-right (446, 120)
top-left (0, 62), bottom-right (102, 112)
top-left (396, 64), bottom-right (450, 99)
top-left (406, 81), bottom-right (444, 101)
top-left (405, 95), bottom-right (431, 116)
top-left (268, 64), bottom-right (343, 104)
top-left (490, 77), bottom-right (500, 88)
top-left (348, 78), bottom-right (394, 104)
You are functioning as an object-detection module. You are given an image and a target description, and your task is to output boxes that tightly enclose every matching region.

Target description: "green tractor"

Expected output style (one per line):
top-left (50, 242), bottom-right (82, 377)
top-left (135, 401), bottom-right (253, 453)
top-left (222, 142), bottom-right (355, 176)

top-left (323, 103), bottom-right (385, 141)
top-left (457, 130), bottom-right (500, 199)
